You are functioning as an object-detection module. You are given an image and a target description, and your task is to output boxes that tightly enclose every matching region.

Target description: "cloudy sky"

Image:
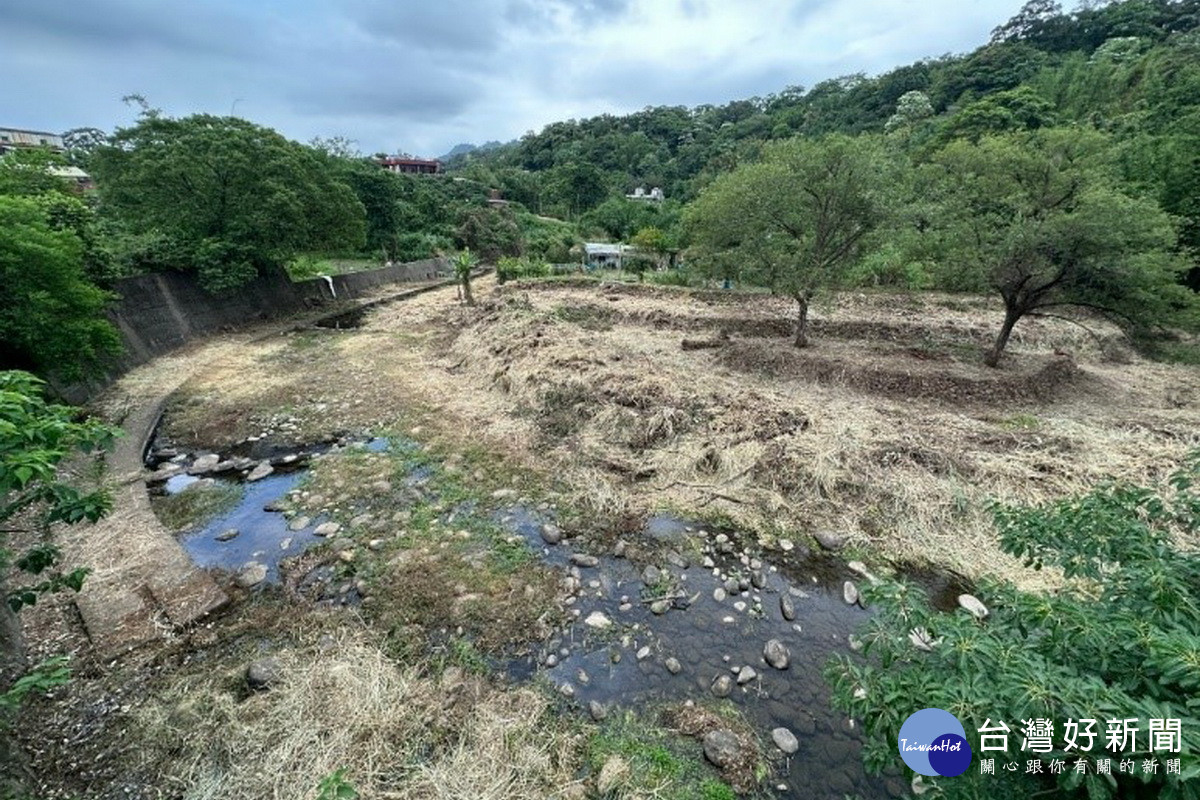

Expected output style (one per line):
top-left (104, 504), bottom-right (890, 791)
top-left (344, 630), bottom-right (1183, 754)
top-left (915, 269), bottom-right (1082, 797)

top-left (2, 0), bottom-right (1027, 158)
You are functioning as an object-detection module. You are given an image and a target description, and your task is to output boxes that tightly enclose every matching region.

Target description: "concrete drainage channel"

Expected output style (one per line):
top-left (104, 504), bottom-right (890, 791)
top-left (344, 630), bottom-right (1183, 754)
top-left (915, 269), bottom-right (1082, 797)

top-left (145, 421), bottom-right (975, 800)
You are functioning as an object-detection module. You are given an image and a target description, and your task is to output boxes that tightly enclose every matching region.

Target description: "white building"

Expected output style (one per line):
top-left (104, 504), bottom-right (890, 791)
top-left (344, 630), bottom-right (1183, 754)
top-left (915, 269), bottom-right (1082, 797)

top-left (583, 242), bottom-right (636, 269)
top-left (0, 127), bottom-right (64, 155)
top-left (625, 186), bottom-right (665, 202)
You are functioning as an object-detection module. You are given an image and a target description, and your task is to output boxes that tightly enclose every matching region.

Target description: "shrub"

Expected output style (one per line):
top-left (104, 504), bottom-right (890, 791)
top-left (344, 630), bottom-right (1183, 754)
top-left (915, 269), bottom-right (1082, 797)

top-left (1, 371), bottom-right (116, 610)
top-left (645, 268), bottom-right (694, 288)
top-left (846, 242), bottom-right (932, 289)
top-left (826, 453), bottom-right (1200, 799)
top-left (496, 256), bottom-right (550, 284)
top-left (286, 254), bottom-right (335, 281)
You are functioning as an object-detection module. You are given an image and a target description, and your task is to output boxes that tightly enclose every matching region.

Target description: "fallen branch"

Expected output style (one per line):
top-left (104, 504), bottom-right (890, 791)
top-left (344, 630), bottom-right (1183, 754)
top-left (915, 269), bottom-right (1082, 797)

top-left (697, 491), bottom-right (747, 508)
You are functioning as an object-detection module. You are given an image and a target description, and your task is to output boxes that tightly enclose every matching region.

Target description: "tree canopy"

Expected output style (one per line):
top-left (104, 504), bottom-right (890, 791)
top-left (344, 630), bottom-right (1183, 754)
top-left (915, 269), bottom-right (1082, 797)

top-left (91, 114), bottom-right (366, 292)
top-left (928, 128), bottom-right (1193, 365)
top-left (685, 135), bottom-right (886, 345)
top-left (0, 196), bottom-right (120, 383)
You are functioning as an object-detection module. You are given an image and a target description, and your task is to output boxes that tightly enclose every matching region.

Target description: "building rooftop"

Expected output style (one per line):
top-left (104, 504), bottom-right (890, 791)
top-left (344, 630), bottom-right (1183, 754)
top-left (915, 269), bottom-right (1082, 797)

top-left (0, 126), bottom-right (61, 138)
top-left (584, 243), bottom-right (634, 256)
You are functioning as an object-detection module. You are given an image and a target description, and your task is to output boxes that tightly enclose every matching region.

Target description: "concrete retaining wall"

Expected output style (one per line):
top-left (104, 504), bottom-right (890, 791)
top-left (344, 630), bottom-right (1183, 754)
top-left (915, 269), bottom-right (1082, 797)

top-left (297, 258), bottom-right (448, 302)
top-left (108, 267), bottom-right (308, 371)
top-left (58, 258), bottom-right (448, 402)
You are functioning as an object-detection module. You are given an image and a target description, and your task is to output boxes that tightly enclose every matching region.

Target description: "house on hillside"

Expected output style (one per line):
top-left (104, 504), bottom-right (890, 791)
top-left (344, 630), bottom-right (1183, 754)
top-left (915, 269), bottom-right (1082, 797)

top-left (583, 242), bottom-right (635, 269)
top-left (625, 186), bottom-right (665, 202)
top-left (0, 127), bottom-right (64, 155)
top-left (378, 156), bottom-right (441, 175)
top-left (49, 165), bottom-right (95, 191)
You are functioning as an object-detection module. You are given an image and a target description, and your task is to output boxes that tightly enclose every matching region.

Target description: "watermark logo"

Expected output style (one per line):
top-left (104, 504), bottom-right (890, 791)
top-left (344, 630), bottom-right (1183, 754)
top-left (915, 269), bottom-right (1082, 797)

top-left (898, 708), bottom-right (973, 777)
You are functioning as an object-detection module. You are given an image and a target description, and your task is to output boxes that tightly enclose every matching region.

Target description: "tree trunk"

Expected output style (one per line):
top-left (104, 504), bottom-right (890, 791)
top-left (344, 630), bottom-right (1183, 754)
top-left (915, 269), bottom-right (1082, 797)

top-left (793, 295), bottom-right (810, 348)
top-left (986, 306), bottom-right (1021, 368)
top-left (461, 274), bottom-right (475, 307)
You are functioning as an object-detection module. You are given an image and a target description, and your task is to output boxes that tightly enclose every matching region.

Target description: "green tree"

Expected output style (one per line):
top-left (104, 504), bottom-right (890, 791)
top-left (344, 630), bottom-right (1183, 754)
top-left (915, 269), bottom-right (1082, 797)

top-left (581, 197), bottom-right (642, 240)
top-left (684, 135), bottom-right (886, 346)
top-left (826, 452), bottom-right (1200, 799)
top-left (453, 249), bottom-right (479, 306)
top-left (630, 226), bottom-right (672, 269)
top-left (545, 162), bottom-right (608, 218)
top-left (0, 196), bottom-right (120, 382)
top-left (60, 127), bottom-right (110, 168)
top-left (456, 207), bottom-right (523, 262)
top-left (0, 147), bottom-right (70, 198)
top-left (940, 86), bottom-right (1057, 142)
top-left (0, 147), bottom-right (119, 284)
top-left (90, 114), bottom-right (366, 292)
top-left (886, 90), bottom-right (935, 133)
top-left (929, 129), bottom-right (1195, 367)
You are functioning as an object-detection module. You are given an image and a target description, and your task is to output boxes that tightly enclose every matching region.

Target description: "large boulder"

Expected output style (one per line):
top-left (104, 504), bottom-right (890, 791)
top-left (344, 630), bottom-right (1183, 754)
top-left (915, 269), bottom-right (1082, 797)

top-left (763, 638), bottom-right (790, 670)
top-left (703, 729), bottom-right (742, 769)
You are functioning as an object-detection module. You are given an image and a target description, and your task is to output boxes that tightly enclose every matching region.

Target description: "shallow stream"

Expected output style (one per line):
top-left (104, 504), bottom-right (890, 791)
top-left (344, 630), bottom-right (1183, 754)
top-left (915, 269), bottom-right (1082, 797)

top-left (148, 431), bottom-right (953, 799)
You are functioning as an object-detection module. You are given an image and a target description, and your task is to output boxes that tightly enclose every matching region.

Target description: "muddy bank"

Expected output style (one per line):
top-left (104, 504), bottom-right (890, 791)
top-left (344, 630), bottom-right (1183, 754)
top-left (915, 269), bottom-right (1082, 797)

top-left (715, 341), bottom-right (1092, 405)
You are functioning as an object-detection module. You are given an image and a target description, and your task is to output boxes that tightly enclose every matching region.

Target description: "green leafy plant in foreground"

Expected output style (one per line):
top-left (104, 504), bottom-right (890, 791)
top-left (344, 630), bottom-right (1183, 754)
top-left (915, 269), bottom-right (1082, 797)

top-left (826, 452), bottom-right (1200, 799)
top-left (1, 370), bottom-right (117, 612)
top-left (315, 769), bottom-right (357, 800)
top-left (0, 657), bottom-right (70, 716)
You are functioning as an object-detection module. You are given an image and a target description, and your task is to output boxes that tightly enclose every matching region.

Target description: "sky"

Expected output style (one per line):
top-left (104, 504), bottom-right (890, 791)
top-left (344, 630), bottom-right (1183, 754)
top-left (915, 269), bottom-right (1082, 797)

top-left (1, 0), bottom-right (1029, 158)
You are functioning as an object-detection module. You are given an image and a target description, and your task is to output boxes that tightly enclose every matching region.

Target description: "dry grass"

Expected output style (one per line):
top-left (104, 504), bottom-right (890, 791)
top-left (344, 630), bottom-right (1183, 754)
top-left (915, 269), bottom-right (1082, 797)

top-left (355, 278), bottom-right (1200, 586)
top-left (34, 276), bottom-right (1197, 799)
top-left (131, 630), bottom-right (583, 800)
top-left (136, 277), bottom-right (1200, 586)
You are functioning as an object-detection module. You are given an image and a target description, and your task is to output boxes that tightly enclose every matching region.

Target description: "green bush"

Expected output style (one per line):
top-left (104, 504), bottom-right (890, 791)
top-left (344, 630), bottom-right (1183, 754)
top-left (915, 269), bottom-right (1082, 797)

top-left (496, 256), bottom-right (551, 284)
top-left (645, 268), bottom-right (693, 287)
top-left (286, 254), bottom-right (335, 281)
top-left (392, 231), bottom-right (452, 263)
top-left (826, 453), bottom-right (1200, 799)
top-left (0, 371), bottom-right (116, 612)
top-left (845, 242), bottom-right (932, 289)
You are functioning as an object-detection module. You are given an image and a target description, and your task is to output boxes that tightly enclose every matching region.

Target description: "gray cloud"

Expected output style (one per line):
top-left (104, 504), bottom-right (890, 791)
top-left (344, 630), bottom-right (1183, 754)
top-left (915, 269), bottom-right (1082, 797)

top-left (346, 0), bottom-right (507, 52)
top-left (0, 0), bottom-right (1028, 156)
top-left (0, 0), bottom-right (258, 57)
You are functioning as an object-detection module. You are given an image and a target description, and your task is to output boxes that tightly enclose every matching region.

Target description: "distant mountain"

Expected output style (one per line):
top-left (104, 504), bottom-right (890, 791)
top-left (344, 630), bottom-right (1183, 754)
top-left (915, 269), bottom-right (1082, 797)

top-left (438, 140), bottom-right (506, 162)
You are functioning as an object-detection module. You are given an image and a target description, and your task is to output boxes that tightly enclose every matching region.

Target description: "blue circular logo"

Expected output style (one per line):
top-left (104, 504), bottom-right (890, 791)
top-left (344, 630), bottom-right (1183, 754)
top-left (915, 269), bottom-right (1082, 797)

top-left (898, 708), bottom-right (972, 777)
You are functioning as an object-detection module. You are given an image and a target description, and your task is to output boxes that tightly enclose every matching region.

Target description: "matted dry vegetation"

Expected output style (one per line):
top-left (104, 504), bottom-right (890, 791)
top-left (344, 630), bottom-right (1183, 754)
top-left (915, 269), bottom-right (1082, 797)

top-left (18, 276), bottom-right (1198, 799)
top-left (131, 629), bottom-right (583, 800)
top-left (355, 277), bottom-right (1198, 585)
top-left (134, 276), bottom-right (1200, 584)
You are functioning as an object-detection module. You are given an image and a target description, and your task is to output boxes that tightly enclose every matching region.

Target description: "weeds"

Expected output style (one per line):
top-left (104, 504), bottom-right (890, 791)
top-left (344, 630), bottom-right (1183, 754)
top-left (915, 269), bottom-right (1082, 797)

top-left (150, 481), bottom-right (242, 531)
top-left (586, 709), bottom-right (740, 800)
top-left (1001, 413), bottom-right (1041, 430)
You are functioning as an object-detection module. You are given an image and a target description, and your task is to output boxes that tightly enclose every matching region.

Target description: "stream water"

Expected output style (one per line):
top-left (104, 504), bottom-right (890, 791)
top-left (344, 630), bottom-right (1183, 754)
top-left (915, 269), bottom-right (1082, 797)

top-left (176, 471), bottom-right (314, 583)
top-left (150, 433), bottom-right (952, 799)
top-left (500, 506), bottom-right (923, 799)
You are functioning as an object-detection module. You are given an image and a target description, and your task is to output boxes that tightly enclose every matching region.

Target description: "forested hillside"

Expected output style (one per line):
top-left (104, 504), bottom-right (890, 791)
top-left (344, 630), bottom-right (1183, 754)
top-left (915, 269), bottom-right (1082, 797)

top-left (3, 0), bottom-right (1199, 386)
top-left (447, 0), bottom-right (1200, 283)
